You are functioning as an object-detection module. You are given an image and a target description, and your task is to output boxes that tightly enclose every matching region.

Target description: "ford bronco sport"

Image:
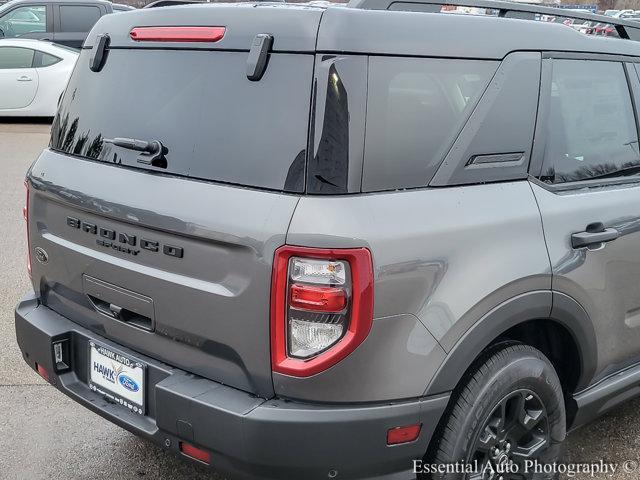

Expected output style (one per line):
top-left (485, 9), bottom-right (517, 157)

top-left (15, 0), bottom-right (640, 478)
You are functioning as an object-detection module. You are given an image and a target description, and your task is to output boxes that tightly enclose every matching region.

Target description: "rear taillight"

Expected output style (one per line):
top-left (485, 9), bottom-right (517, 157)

top-left (23, 180), bottom-right (31, 277)
top-left (129, 26), bottom-right (226, 43)
top-left (271, 246), bottom-right (374, 377)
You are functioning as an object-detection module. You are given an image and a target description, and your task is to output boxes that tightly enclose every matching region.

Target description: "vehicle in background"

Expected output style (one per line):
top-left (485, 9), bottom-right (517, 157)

top-left (604, 9), bottom-right (620, 16)
top-left (593, 22), bottom-right (616, 35)
top-left (0, 0), bottom-right (113, 48)
top-left (568, 18), bottom-right (594, 33)
top-left (612, 9), bottom-right (636, 18)
top-left (0, 38), bottom-right (77, 116)
top-left (112, 3), bottom-right (134, 11)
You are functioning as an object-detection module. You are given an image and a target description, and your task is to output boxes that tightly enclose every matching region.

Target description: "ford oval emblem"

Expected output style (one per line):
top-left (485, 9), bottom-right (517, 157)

top-left (118, 374), bottom-right (139, 392)
top-left (34, 247), bottom-right (48, 264)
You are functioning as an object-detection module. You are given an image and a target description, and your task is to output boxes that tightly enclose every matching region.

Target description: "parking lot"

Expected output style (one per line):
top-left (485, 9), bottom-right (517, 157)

top-left (1, 120), bottom-right (640, 480)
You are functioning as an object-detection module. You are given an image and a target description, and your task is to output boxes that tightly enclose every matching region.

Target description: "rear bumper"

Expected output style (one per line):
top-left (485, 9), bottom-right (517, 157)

top-left (15, 292), bottom-right (449, 480)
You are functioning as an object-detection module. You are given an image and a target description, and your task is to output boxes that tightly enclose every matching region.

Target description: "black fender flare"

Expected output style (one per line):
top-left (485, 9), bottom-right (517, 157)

top-left (424, 290), bottom-right (597, 395)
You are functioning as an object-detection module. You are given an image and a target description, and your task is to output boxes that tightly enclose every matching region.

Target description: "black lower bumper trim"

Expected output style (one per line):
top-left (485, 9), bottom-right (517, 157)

top-left (15, 291), bottom-right (449, 480)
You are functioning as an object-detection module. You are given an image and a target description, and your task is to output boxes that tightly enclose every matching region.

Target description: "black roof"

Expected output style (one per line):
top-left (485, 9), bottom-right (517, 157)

top-left (82, 0), bottom-right (640, 59)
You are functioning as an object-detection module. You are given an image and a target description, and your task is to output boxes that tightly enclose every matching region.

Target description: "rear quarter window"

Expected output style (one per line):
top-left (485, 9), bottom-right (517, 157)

top-left (361, 57), bottom-right (497, 192)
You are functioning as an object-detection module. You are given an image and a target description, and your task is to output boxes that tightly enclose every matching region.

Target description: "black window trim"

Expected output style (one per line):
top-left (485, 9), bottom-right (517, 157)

top-left (530, 51), bottom-right (640, 193)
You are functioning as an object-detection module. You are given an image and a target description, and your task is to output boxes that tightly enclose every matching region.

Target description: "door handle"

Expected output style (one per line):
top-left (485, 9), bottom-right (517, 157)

top-left (17, 75), bottom-right (32, 82)
top-left (571, 222), bottom-right (619, 249)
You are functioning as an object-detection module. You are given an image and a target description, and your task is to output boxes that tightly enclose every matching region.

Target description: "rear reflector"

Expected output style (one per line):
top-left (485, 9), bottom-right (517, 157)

top-left (36, 363), bottom-right (49, 382)
top-left (179, 442), bottom-right (211, 464)
top-left (130, 26), bottom-right (225, 43)
top-left (387, 424), bottom-right (422, 445)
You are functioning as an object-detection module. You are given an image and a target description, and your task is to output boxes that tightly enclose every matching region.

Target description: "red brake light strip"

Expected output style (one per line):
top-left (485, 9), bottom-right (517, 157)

top-left (129, 26), bottom-right (226, 43)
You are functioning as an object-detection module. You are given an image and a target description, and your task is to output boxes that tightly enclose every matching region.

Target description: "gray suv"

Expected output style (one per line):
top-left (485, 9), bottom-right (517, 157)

top-left (15, 0), bottom-right (640, 478)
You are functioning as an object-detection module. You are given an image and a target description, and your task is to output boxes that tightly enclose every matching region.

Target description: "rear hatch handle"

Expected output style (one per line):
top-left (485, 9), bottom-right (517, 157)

top-left (105, 137), bottom-right (168, 168)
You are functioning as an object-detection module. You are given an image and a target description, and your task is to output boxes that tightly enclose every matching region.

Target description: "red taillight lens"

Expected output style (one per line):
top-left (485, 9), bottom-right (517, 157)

top-left (387, 424), bottom-right (422, 445)
top-left (24, 180), bottom-right (31, 277)
top-left (179, 442), bottom-right (211, 464)
top-left (289, 284), bottom-right (347, 312)
top-left (271, 246), bottom-right (374, 377)
top-left (130, 26), bottom-right (225, 43)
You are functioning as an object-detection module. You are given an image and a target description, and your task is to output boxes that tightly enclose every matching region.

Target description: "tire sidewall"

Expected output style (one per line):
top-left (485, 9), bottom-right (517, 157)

top-left (428, 345), bottom-right (566, 479)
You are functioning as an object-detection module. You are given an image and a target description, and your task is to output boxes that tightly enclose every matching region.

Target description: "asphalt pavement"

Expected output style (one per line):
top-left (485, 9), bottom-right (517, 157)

top-left (1, 120), bottom-right (640, 480)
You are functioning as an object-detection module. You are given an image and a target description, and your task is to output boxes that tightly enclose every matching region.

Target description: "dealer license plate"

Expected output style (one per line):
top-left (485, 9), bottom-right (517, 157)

top-left (88, 342), bottom-right (145, 415)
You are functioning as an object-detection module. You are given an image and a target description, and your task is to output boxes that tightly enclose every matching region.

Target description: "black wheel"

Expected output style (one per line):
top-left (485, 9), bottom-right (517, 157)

top-left (424, 343), bottom-right (566, 480)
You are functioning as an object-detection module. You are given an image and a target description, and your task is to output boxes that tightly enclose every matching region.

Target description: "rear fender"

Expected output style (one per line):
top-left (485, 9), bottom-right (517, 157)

top-left (424, 290), bottom-right (597, 395)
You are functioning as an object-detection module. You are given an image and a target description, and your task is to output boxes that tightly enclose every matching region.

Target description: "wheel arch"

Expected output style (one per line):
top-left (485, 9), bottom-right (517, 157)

top-left (424, 290), bottom-right (597, 401)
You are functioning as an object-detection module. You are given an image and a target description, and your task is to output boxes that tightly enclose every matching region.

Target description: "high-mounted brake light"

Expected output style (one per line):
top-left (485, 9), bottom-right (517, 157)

top-left (271, 246), bottom-right (374, 377)
top-left (23, 180), bottom-right (31, 277)
top-left (129, 26), bottom-right (226, 43)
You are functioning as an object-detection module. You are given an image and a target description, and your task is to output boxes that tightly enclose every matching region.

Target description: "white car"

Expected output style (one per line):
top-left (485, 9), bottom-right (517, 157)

top-left (0, 38), bottom-right (77, 116)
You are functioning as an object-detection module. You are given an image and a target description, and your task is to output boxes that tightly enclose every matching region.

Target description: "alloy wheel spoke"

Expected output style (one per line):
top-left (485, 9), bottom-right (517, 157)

top-left (468, 389), bottom-right (550, 480)
top-left (477, 426), bottom-right (499, 453)
top-left (511, 435), bottom-right (548, 459)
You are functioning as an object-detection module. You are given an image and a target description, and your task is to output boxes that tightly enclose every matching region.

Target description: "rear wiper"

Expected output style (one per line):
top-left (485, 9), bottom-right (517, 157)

top-left (105, 137), bottom-right (168, 169)
top-left (586, 164), bottom-right (640, 181)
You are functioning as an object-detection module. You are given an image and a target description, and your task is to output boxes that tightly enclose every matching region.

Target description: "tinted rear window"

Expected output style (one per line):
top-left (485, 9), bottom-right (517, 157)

top-left (362, 57), bottom-right (497, 192)
top-left (52, 49), bottom-right (313, 192)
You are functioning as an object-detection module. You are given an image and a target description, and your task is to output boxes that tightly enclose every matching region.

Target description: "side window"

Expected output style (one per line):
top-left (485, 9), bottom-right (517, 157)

top-left (59, 5), bottom-right (101, 32)
top-left (38, 52), bottom-right (61, 67)
top-left (362, 57), bottom-right (498, 192)
top-left (540, 60), bottom-right (640, 184)
top-left (0, 47), bottom-right (35, 69)
top-left (0, 5), bottom-right (46, 38)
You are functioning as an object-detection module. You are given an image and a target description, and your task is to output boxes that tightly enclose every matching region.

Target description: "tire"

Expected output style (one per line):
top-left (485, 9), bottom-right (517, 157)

top-left (423, 342), bottom-right (566, 480)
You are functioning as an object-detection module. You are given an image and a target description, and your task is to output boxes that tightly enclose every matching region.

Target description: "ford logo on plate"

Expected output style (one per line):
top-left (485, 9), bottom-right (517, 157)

top-left (118, 374), bottom-right (139, 392)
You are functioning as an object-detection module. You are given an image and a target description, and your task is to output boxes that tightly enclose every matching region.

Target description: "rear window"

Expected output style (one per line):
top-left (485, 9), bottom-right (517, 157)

top-left (51, 49), bottom-right (313, 192)
top-left (362, 57), bottom-right (497, 192)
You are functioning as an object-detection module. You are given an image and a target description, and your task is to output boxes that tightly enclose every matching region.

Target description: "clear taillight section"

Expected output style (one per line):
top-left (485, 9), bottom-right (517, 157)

top-left (290, 257), bottom-right (347, 285)
top-left (287, 257), bottom-right (350, 358)
top-left (271, 246), bottom-right (374, 377)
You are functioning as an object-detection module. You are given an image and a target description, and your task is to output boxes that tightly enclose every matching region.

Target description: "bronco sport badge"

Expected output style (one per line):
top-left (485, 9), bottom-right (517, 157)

top-left (66, 216), bottom-right (184, 258)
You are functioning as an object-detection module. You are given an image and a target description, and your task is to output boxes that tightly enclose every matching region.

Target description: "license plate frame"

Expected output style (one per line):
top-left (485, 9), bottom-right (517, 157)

top-left (88, 341), bottom-right (146, 415)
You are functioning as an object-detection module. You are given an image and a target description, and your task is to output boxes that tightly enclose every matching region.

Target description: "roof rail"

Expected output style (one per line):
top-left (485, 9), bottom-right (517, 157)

top-left (348, 0), bottom-right (640, 41)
